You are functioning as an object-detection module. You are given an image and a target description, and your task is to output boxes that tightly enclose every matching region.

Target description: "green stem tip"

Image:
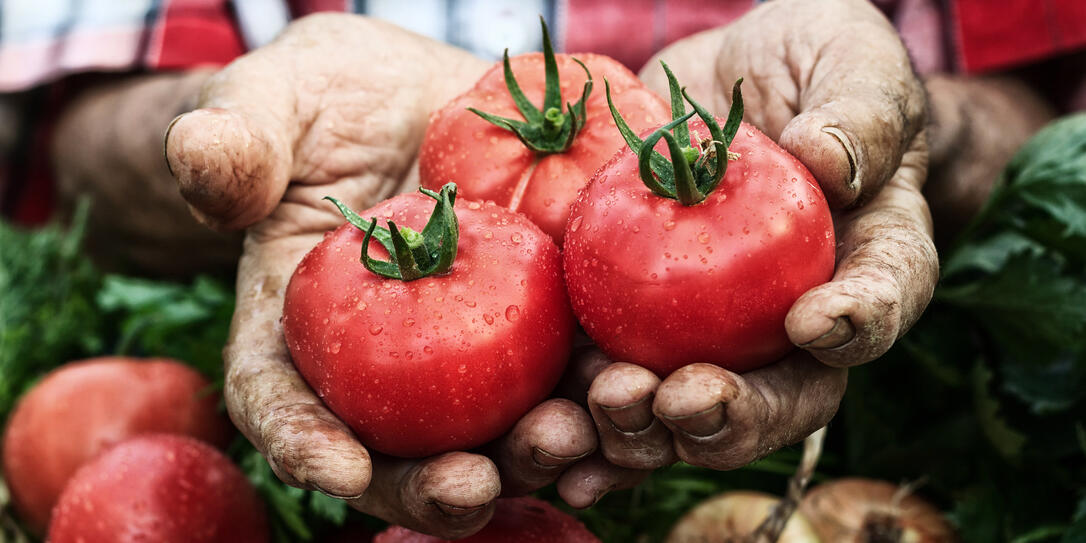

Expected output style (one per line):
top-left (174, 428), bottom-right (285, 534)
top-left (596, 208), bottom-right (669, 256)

top-left (325, 183), bottom-right (460, 281)
top-left (607, 61), bottom-right (744, 206)
top-left (466, 16), bottom-right (593, 154)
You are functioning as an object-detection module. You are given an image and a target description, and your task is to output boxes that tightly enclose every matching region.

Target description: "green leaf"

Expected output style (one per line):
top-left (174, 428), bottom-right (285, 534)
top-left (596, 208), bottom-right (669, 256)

top-left (309, 492), bottom-right (348, 525)
top-left (937, 253), bottom-right (1086, 348)
top-left (941, 230), bottom-right (1043, 279)
top-left (973, 362), bottom-right (1027, 462)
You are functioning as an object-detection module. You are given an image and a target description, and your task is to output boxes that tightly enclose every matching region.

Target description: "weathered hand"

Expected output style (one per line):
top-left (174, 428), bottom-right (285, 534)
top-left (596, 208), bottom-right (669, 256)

top-left (165, 14), bottom-right (597, 537)
top-left (579, 0), bottom-right (934, 479)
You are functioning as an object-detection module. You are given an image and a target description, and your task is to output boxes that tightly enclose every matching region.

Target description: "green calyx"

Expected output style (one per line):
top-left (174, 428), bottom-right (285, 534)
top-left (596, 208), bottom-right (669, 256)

top-left (607, 62), bottom-right (745, 206)
top-left (467, 16), bottom-right (593, 154)
top-left (325, 183), bottom-right (460, 281)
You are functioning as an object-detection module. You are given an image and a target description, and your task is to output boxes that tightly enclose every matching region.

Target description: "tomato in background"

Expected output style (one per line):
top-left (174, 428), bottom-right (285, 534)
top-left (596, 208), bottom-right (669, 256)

top-left (374, 497), bottom-right (599, 543)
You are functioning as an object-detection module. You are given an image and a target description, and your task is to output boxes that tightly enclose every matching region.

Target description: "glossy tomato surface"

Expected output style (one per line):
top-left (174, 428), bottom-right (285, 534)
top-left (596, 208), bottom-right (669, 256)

top-left (283, 193), bottom-right (574, 457)
top-left (48, 434), bottom-right (268, 543)
top-left (564, 120), bottom-right (835, 375)
top-left (374, 497), bottom-right (599, 543)
top-left (420, 53), bottom-right (669, 242)
top-left (1, 357), bottom-right (233, 534)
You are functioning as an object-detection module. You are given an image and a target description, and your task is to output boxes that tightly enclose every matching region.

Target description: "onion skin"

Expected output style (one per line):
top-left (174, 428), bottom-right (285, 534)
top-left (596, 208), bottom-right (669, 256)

top-left (666, 491), bottom-right (821, 543)
top-left (799, 479), bottom-right (958, 543)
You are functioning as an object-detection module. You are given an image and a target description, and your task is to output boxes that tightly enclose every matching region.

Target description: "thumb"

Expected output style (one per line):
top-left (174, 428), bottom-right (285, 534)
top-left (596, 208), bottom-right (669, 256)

top-left (775, 0), bottom-right (926, 209)
top-left (165, 60), bottom-right (297, 230)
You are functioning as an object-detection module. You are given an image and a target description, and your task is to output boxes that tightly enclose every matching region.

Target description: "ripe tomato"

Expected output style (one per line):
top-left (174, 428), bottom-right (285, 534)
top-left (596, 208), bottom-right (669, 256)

top-left (283, 185), bottom-right (574, 457)
top-left (419, 22), bottom-right (668, 243)
top-left (1, 357), bottom-right (233, 534)
top-left (374, 497), bottom-right (599, 543)
top-left (48, 434), bottom-right (268, 543)
top-left (564, 70), bottom-right (834, 376)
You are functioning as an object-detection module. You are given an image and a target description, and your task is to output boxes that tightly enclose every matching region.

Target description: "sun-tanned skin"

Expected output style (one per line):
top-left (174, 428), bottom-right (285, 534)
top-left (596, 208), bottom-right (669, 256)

top-left (43, 0), bottom-right (1055, 538)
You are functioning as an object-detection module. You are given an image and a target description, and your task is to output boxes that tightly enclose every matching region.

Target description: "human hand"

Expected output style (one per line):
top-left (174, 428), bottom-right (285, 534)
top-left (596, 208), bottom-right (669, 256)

top-left (576, 0), bottom-right (935, 476)
top-left (164, 14), bottom-right (600, 537)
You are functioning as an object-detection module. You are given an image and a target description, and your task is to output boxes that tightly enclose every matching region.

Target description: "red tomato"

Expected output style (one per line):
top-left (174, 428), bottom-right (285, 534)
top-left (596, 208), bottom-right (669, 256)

top-left (419, 51), bottom-right (669, 243)
top-left (1, 357), bottom-right (233, 534)
top-left (374, 497), bottom-right (599, 543)
top-left (48, 434), bottom-right (268, 543)
top-left (283, 191), bottom-right (574, 458)
top-left (564, 119), bottom-right (835, 375)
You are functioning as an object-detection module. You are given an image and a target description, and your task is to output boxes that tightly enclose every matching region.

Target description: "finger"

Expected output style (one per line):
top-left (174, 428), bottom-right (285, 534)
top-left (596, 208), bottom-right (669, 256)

top-left (353, 452), bottom-right (501, 539)
top-left (555, 453), bottom-right (652, 509)
top-left (165, 51), bottom-right (297, 230)
top-left (224, 236), bottom-right (372, 498)
top-left (554, 345), bottom-right (614, 406)
top-left (587, 363), bottom-right (677, 469)
top-left (775, 0), bottom-right (927, 209)
top-left (786, 133), bottom-right (938, 367)
top-left (489, 399), bottom-right (597, 497)
top-left (653, 355), bottom-right (846, 470)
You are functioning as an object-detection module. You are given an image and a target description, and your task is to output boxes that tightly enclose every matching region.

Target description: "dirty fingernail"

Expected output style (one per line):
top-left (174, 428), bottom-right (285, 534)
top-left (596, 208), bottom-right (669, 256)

top-left (798, 316), bottom-right (856, 350)
top-left (435, 502), bottom-right (488, 517)
top-left (163, 112), bottom-right (188, 177)
top-left (313, 485), bottom-right (364, 501)
top-left (821, 126), bottom-right (860, 193)
top-left (592, 484), bottom-right (618, 507)
top-left (600, 395), bottom-right (654, 433)
top-left (532, 447), bottom-right (589, 468)
top-left (659, 403), bottom-right (725, 438)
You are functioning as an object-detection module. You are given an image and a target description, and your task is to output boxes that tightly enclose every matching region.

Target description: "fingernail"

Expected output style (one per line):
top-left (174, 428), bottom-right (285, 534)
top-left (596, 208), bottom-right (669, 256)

top-left (435, 502), bottom-right (488, 518)
top-left (312, 485), bottom-right (364, 501)
top-left (798, 316), bottom-right (856, 350)
top-left (600, 394), bottom-right (654, 433)
top-left (659, 403), bottom-right (725, 438)
top-left (163, 112), bottom-right (188, 177)
top-left (592, 484), bottom-right (618, 507)
top-left (821, 126), bottom-right (859, 193)
top-left (532, 446), bottom-right (590, 468)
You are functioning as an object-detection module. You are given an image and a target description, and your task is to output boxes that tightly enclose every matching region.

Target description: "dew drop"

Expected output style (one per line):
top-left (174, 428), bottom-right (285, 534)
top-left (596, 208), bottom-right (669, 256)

top-left (483, 313), bottom-right (495, 325)
top-left (403, 318), bottom-right (415, 327)
top-left (697, 232), bottom-right (710, 244)
top-left (423, 345), bottom-right (434, 354)
top-left (369, 325), bottom-right (383, 336)
top-left (458, 364), bottom-right (468, 374)
top-left (467, 201), bottom-right (481, 210)
top-left (569, 216), bottom-right (584, 232)
top-left (663, 220), bottom-right (677, 231)
top-left (505, 305), bottom-right (521, 322)
top-left (510, 233), bottom-right (522, 244)
top-left (464, 300), bottom-right (477, 308)
top-left (328, 342), bottom-right (341, 354)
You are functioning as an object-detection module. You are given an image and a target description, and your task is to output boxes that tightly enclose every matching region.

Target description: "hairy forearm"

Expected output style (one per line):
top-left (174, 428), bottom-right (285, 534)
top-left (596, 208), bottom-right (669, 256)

top-left (51, 71), bottom-right (242, 275)
top-left (923, 74), bottom-right (1055, 246)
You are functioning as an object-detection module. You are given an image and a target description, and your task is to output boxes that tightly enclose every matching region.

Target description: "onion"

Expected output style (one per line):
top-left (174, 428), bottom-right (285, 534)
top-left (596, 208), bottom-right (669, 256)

top-left (799, 479), bottom-right (957, 543)
top-left (666, 491), bottom-right (821, 543)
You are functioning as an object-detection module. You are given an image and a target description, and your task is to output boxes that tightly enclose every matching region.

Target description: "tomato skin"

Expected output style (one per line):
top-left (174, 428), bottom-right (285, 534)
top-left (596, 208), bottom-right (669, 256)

top-left (283, 193), bottom-right (574, 458)
top-left (419, 52), bottom-right (670, 243)
top-left (1, 357), bottom-right (233, 534)
top-left (48, 434), bottom-right (268, 543)
top-left (374, 497), bottom-right (599, 543)
top-left (563, 120), bottom-right (835, 375)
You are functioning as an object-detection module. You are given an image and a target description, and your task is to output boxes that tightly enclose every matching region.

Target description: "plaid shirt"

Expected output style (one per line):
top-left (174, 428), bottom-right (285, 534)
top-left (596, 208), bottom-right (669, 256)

top-left (1, 0), bottom-right (1084, 224)
top-left (3, 0), bottom-right (1085, 92)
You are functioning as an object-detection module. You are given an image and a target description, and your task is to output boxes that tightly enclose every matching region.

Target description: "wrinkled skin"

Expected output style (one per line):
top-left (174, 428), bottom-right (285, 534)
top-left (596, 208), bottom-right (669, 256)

top-left (149, 1), bottom-right (1053, 538)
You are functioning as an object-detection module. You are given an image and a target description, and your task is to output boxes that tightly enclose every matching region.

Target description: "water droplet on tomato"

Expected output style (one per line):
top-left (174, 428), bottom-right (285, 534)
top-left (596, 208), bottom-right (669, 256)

top-left (663, 220), bottom-right (677, 231)
top-left (510, 233), bottom-right (522, 244)
top-left (328, 342), bottom-right (341, 354)
top-left (403, 318), bottom-right (415, 327)
top-left (424, 345), bottom-right (434, 354)
top-left (369, 325), bottom-right (383, 335)
top-left (458, 364), bottom-right (468, 374)
top-left (464, 300), bottom-right (477, 308)
top-left (631, 225), bottom-right (640, 233)
top-left (697, 232), bottom-right (710, 244)
top-left (505, 305), bottom-right (520, 322)
top-left (483, 314), bottom-right (495, 325)
top-left (569, 215), bottom-right (584, 232)
top-left (797, 201), bottom-right (805, 210)
top-left (543, 198), bottom-right (555, 207)
top-left (484, 231), bottom-right (493, 239)
top-left (467, 201), bottom-right (481, 210)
